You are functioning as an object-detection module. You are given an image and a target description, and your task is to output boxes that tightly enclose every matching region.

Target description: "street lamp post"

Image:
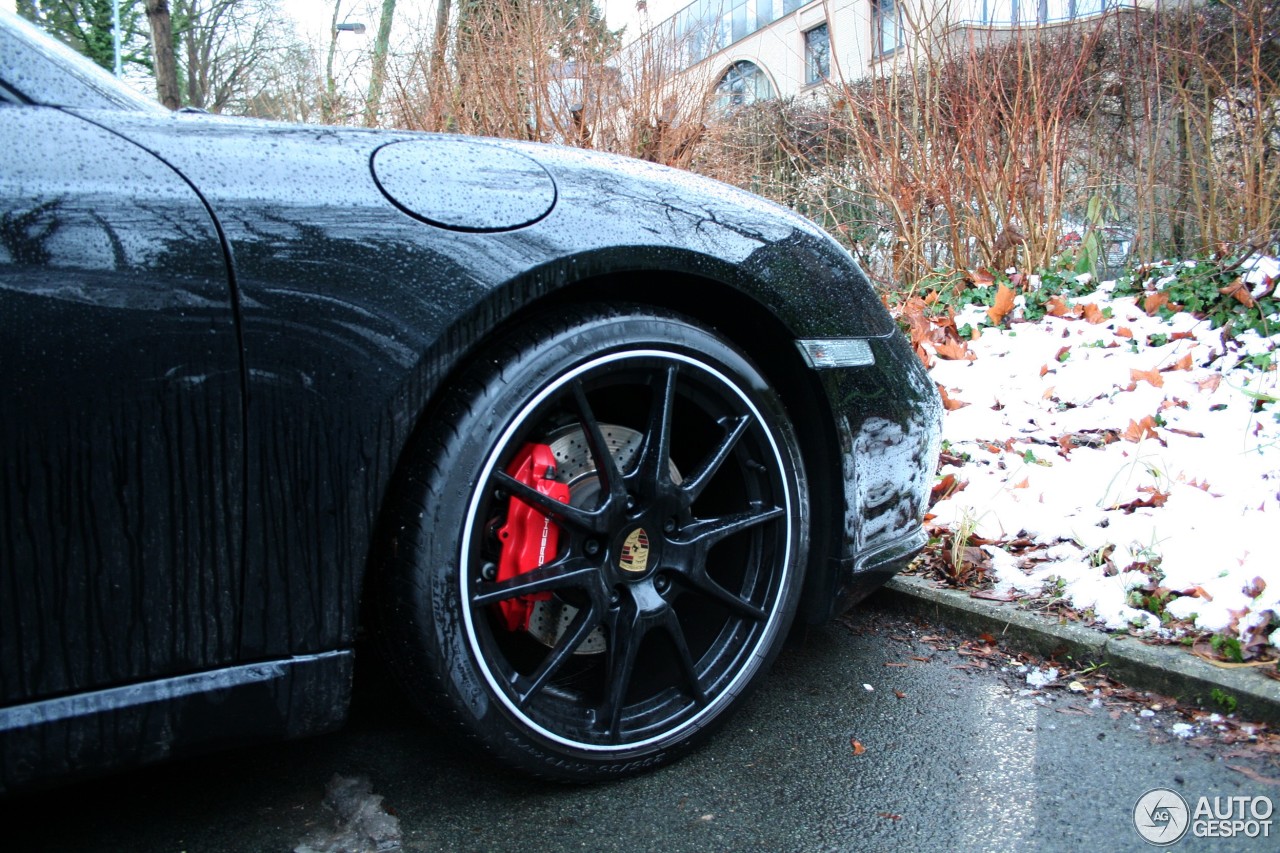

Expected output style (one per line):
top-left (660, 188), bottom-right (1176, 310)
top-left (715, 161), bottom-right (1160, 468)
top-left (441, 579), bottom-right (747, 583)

top-left (323, 19), bottom-right (366, 124)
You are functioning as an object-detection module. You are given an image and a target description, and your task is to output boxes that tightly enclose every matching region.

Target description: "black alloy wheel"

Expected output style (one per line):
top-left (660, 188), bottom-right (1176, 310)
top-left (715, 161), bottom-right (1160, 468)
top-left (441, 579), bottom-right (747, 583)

top-left (376, 305), bottom-right (808, 780)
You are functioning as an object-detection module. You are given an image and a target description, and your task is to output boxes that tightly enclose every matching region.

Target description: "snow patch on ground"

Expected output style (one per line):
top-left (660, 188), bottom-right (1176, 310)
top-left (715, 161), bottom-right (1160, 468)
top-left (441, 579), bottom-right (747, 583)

top-left (925, 270), bottom-right (1279, 642)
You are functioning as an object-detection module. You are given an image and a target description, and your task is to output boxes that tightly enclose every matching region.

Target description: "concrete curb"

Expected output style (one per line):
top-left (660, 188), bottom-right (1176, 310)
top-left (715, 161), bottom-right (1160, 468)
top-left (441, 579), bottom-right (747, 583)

top-left (875, 574), bottom-right (1280, 726)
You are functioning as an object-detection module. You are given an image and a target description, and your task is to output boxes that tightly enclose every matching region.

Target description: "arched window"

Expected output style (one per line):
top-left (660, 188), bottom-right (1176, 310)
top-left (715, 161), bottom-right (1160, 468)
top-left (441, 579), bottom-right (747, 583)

top-left (713, 61), bottom-right (773, 112)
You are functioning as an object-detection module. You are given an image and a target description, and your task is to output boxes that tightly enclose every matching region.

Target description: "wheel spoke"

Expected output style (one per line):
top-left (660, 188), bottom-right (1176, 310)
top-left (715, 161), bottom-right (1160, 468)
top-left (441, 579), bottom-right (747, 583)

top-left (679, 569), bottom-right (768, 621)
top-left (660, 607), bottom-right (708, 705)
top-left (492, 470), bottom-right (601, 533)
top-left (570, 380), bottom-right (627, 509)
top-left (631, 364), bottom-right (678, 494)
top-left (513, 604), bottom-right (601, 706)
top-left (471, 558), bottom-right (598, 606)
top-left (599, 600), bottom-right (646, 741)
top-left (678, 504), bottom-right (785, 549)
top-left (680, 415), bottom-right (750, 505)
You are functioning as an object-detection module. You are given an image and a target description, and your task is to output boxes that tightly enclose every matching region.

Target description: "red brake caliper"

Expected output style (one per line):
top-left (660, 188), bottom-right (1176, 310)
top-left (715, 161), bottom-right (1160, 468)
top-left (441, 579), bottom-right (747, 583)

top-left (494, 443), bottom-right (570, 632)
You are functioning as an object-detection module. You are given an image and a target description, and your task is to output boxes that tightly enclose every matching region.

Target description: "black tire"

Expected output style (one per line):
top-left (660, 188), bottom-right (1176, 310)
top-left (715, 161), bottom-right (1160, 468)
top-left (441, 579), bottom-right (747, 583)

top-left (375, 305), bottom-right (808, 781)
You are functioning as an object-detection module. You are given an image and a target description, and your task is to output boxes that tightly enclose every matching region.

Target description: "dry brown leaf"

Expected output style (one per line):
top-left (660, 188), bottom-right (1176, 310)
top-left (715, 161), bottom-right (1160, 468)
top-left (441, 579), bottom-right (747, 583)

top-left (938, 385), bottom-right (969, 411)
top-left (930, 473), bottom-right (966, 504)
top-left (851, 739), bottom-right (866, 756)
top-left (969, 268), bottom-right (996, 286)
top-left (1118, 487), bottom-right (1169, 512)
top-left (1115, 326), bottom-right (1134, 339)
top-left (934, 339), bottom-right (972, 361)
top-left (1227, 765), bottom-right (1280, 786)
top-left (1122, 416), bottom-right (1160, 443)
top-left (988, 283), bottom-right (1016, 325)
top-left (1219, 278), bottom-right (1256, 308)
top-left (900, 297), bottom-right (932, 345)
top-left (1197, 374), bottom-right (1222, 393)
top-left (1013, 478), bottom-right (1029, 489)
top-left (1082, 303), bottom-right (1106, 324)
top-left (1130, 367), bottom-right (1164, 388)
top-left (1044, 295), bottom-right (1080, 318)
top-left (1144, 291), bottom-right (1171, 314)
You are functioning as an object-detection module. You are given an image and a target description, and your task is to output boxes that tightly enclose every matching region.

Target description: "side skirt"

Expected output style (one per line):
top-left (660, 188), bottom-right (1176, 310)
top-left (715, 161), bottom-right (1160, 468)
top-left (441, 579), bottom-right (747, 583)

top-left (0, 650), bottom-right (352, 794)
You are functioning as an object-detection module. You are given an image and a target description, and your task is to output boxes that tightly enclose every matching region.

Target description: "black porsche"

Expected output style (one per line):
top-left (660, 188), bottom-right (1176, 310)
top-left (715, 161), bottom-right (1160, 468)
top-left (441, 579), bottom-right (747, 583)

top-left (0, 10), bottom-right (940, 789)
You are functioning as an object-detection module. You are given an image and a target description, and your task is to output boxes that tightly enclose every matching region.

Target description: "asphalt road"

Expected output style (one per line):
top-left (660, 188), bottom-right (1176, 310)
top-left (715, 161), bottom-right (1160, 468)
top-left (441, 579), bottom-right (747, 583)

top-left (5, 596), bottom-right (1277, 852)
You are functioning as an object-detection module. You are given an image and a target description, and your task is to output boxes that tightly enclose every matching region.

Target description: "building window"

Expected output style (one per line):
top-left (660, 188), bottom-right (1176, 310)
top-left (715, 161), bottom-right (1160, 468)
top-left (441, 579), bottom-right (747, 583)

top-left (673, 0), bottom-right (818, 68)
top-left (804, 24), bottom-right (829, 85)
top-left (874, 0), bottom-right (904, 55)
top-left (714, 60), bottom-right (774, 112)
top-left (978, 0), bottom-right (1113, 25)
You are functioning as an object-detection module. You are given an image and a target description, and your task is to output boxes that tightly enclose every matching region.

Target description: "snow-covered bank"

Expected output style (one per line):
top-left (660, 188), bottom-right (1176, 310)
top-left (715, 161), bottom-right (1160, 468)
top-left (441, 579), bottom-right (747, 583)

top-left (919, 262), bottom-right (1279, 649)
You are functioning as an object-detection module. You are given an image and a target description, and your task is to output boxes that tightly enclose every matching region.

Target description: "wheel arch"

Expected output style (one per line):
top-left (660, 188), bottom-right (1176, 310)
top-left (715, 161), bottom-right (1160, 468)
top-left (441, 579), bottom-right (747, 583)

top-left (529, 271), bottom-right (845, 627)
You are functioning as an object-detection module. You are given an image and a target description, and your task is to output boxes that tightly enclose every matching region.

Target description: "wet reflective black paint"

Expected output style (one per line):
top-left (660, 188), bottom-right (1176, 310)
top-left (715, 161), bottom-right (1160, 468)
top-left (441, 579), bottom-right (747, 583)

top-left (0, 11), bottom-right (940, 791)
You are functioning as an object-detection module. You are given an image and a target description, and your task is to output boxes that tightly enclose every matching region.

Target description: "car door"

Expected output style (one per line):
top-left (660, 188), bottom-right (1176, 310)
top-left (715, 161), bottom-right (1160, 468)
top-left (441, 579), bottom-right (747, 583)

top-left (0, 99), bottom-right (245, 706)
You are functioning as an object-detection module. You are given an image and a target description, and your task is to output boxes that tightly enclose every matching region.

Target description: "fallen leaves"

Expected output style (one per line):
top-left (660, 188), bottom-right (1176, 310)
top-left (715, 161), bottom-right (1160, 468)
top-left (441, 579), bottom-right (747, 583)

top-left (1129, 367), bottom-right (1165, 388)
top-left (850, 739), bottom-right (866, 756)
top-left (899, 296), bottom-right (974, 367)
top-left (1116, 486), bottom-right (1170, 513)
top-left (1121, 415), bottom-right (1162, 443)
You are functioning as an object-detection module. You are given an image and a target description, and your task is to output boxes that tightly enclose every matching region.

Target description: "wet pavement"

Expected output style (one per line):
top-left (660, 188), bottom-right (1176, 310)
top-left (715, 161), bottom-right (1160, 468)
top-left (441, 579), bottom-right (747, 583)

top-left (4, 596), bottom-right (1277, 852)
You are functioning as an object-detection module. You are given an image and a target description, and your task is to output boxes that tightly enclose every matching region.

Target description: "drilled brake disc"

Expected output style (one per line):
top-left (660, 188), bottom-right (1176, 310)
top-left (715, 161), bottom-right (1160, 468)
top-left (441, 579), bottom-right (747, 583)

top-left (522, 424), bottom-right (680, 655)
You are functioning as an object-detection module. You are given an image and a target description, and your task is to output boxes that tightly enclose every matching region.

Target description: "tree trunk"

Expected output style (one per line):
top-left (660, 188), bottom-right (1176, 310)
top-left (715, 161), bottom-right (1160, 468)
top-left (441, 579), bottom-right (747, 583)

top-left (364, 0), bottom-right (397, 127)
top-left (324, 0), bottom-right (343, 124)
top-left (429, 0), bottom-right (451, 117)
top-left (144, 0), bottom-right (181, 110)
top-left (431, 0), bottom-right (451, 76)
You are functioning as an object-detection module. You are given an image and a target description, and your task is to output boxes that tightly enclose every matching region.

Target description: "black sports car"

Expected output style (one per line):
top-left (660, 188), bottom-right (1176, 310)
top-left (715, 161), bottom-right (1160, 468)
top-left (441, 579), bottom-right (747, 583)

top-left (0, 11), bottom-right (940, 789)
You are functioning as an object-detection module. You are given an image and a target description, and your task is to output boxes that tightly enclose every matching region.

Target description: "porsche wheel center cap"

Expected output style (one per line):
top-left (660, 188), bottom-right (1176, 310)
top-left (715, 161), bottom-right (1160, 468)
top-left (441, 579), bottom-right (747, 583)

top-left (618, 527), bottom-right (651, 574)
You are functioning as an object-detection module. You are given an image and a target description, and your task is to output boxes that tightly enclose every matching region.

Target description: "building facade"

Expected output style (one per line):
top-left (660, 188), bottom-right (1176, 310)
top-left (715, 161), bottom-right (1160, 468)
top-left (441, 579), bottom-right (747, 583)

top-left (639, 0), bottom-right (1128, 108)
